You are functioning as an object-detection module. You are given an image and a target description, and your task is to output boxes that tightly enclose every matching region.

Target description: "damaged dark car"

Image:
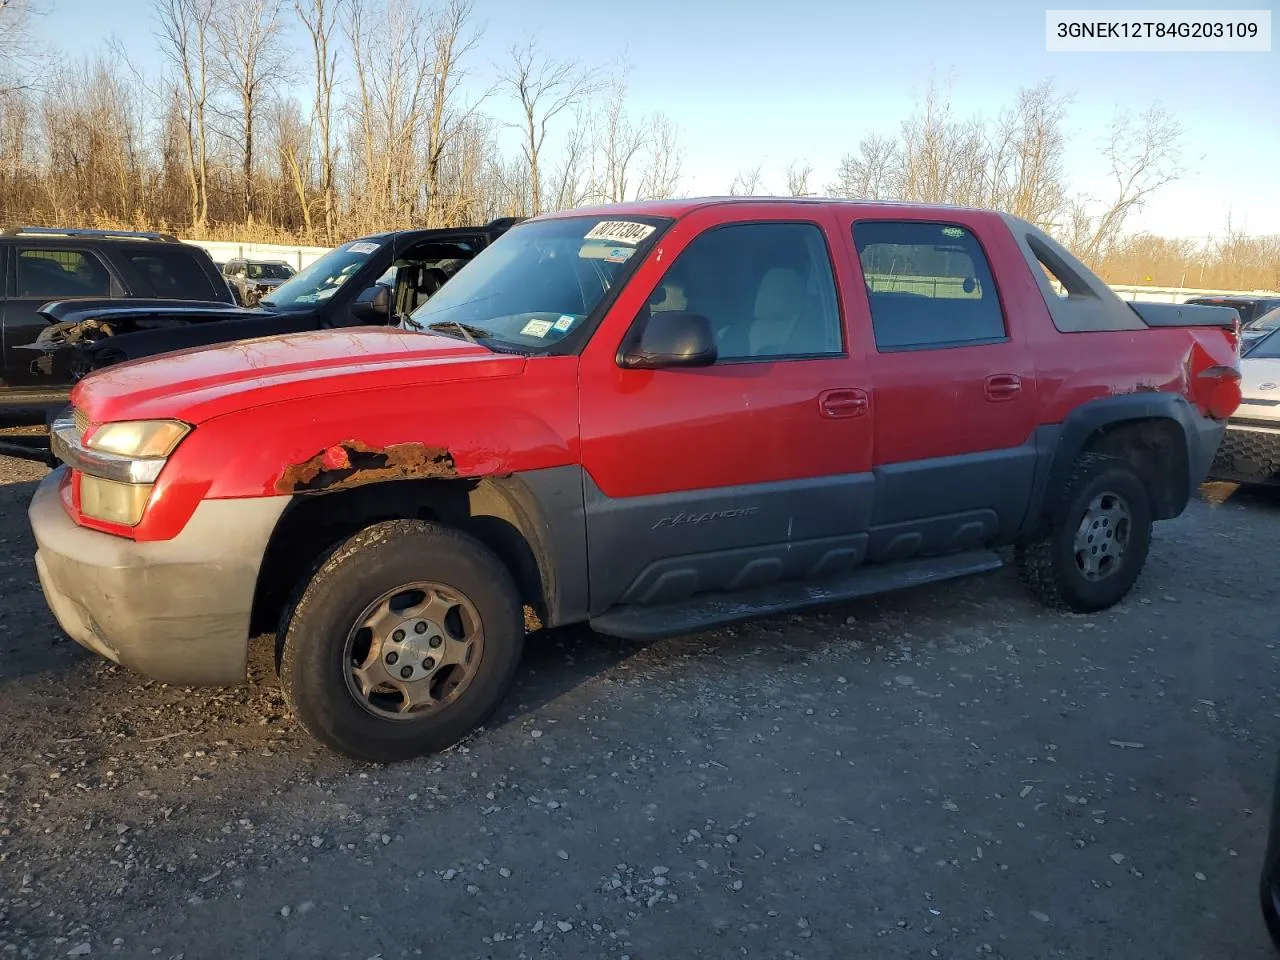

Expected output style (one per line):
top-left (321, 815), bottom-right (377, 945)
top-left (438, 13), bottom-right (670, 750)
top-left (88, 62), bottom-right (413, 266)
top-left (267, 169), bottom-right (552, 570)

top-left (0, 218), bottom-right (521, 462)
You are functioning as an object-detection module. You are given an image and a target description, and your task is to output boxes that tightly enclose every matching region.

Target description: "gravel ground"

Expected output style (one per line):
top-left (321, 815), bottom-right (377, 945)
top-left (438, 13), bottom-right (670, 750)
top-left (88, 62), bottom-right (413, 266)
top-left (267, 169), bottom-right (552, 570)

top-left (1, 457), bottom-right (1278, 960)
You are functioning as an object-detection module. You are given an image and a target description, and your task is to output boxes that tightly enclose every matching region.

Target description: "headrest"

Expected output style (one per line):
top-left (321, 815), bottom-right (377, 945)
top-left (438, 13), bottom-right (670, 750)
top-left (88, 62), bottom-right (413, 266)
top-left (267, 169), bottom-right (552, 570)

top-left (753, 268), bottom-right (805, 324)
top-left (418, 267), bottom-right (449, 295)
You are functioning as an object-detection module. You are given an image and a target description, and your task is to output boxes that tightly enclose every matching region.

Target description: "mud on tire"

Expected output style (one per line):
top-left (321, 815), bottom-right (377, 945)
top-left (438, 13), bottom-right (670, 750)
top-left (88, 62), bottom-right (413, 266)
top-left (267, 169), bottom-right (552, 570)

top-left (278, 519), bottom-right (524, 763)
top-left (1016, 453), bottom-right (1153, 613)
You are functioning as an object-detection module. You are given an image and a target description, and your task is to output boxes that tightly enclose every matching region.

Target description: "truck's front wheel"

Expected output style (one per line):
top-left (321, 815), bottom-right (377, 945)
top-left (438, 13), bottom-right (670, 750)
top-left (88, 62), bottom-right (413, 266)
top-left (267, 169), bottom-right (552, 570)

top-left (279, 520), bottom-right (524, 763)
top-left (1016, 453), bottom-right (1153, 613)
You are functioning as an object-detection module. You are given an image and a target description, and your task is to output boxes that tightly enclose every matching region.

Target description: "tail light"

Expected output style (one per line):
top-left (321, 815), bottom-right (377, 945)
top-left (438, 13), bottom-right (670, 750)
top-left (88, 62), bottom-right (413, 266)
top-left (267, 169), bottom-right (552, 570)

top-left (1195, 364), bottom-right (1243, 420)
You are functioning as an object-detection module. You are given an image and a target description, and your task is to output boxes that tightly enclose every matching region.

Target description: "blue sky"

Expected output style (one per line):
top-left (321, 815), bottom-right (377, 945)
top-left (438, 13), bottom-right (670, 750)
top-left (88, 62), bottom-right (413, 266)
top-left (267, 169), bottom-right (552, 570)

top-left (36, 0), bottom-right (1280, 238)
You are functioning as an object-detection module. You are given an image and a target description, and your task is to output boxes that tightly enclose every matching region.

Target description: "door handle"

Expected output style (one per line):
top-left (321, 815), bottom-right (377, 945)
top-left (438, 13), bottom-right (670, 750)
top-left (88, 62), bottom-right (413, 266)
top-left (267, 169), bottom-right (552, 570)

top-left (819, 388), bottom-right (869, 419)
top-left (984, 374), bottom-right (1022, 402)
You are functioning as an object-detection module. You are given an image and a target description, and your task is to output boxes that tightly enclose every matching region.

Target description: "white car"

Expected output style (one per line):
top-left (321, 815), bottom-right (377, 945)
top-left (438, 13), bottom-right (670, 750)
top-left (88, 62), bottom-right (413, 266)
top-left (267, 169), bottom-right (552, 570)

top-left (1209, 329), bottom-right (1280, 486)
top-left (1242, 307), bottom-right (1280, 349)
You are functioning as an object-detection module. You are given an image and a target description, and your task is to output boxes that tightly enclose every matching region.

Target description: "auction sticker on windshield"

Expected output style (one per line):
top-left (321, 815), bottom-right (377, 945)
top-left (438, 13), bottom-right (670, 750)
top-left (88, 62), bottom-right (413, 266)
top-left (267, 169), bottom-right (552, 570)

top-left (347, 241), bottom-right (381, 255)
top-left (521, 318), bottom-right (553, 337)
top-left (553, 315), bottom-right (576, 332)
top-left (584, 221), bottom-right (656, 245)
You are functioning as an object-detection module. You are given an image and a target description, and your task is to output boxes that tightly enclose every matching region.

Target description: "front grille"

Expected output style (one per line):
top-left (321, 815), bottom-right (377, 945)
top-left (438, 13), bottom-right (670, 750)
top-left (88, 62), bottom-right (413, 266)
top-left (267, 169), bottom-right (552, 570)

top-left (1211, 424), bottom-right (1280, 485)
top-left (72, 407), bottom-right (89, 437)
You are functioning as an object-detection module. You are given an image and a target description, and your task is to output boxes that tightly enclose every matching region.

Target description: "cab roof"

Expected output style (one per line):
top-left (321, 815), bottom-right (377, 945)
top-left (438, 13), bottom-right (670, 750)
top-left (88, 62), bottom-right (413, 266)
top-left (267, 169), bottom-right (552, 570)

top-left (531, 196), bottom-right (1005, 222)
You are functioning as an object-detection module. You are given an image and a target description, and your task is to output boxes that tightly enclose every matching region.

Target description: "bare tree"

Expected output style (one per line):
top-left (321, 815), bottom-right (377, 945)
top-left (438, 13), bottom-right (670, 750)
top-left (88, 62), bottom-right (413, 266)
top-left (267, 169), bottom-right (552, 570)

top-left (40, 57), bottom-right (149, 224)
top-left (270, 97), bottom-right (313, 234)
top-left (984, 80), bottom-right (1070, 227)
top-left (0, 85), bottom-right (33, 223)
top-left (497, 39), bottom-right (596, 215)
top-left (729, 165), bottom-right (765, 196)
top-left (1092, 218), bottom-right (1280, 290)
top-left (155, 0), bottom-right (216, 229)
top-left (785, 160), bottom-right (813, 197)
top-left (589, 71), bottom-right (648, 203)
top-left (0, 0), bottom-right (39, 169)
top-left (828, 78), bottom-right (1069, 223)
top-left (1071, 105), bottom-right (1185, 264)
top-left (549, 103), bottom-right (590, 210)
top-left (295, 0), bottom-right (342, 239)
top-left (0, 13), bottom-right (1228, 278)
top-left (0, 0), bottom-right (47, 96)
top-left (636, 112), bottom-right (682, 200)
top-left (896, 77), bottom-right (986, 206)
top-left (344, 0), bottom-right (434, 229)
top-left (423, 0), bottom-right (487, 226)
top-left (829, 134), bottom-right (899, 200)
top-left (434, 112), bottom-right (503, 224)
top-left (213, 0), bottom-right (285, 224)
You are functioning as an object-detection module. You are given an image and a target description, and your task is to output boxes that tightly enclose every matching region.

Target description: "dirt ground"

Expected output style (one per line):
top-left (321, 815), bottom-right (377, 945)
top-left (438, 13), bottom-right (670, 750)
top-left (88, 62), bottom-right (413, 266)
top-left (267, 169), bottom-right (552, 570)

top-left (1, 456), bottom-right (1278, 960)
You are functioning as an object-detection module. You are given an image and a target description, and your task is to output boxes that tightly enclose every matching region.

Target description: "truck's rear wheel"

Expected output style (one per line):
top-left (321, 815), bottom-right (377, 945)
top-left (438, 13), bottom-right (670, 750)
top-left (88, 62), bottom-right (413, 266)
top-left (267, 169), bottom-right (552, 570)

top-left (278, 520), bottom-right (524, 763)
top-left (1016, 453), bottom-right (1152, 612)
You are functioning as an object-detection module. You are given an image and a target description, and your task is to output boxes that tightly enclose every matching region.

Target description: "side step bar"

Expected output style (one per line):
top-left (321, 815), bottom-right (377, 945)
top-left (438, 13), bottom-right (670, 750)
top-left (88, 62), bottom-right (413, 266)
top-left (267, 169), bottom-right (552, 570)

top-left (589, 548), bottom-right (1004, 641)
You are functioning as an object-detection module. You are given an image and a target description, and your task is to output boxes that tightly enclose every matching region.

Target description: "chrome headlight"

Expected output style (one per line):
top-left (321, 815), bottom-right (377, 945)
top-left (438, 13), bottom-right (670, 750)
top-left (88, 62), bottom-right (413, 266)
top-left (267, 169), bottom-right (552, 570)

top-left (87, 420), bottom-right (190, 459)
top-left (52, 415), bottom-right (192, 526)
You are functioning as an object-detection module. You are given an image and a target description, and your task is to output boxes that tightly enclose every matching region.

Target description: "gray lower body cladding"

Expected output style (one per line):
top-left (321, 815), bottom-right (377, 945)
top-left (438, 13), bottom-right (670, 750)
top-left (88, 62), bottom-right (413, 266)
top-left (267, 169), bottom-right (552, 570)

top-left (583, 438), bottom-right (1040, 617)
top-left (30, 469), bottom-right (289, 685)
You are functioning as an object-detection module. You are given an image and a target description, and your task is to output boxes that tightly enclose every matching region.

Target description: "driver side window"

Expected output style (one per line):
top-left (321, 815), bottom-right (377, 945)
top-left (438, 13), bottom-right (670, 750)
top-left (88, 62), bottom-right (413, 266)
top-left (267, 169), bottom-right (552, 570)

top-left (647, 222), bottom-right (843, 362)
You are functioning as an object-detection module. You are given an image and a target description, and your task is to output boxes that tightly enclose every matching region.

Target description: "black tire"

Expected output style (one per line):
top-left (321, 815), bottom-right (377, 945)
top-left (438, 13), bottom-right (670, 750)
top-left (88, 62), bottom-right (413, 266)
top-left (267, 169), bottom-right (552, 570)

top-left (279, 519), bottom-right (524, 763)
top-left (1015, 453), bottom-right (1152, 613)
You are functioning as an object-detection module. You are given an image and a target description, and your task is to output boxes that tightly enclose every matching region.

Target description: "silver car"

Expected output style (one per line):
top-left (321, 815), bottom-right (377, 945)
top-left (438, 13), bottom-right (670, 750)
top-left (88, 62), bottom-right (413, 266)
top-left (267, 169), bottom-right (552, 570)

top-left (1209, 328), bottom-right (1280, 486)
top-left (222, 258), bottom-right (296, 306)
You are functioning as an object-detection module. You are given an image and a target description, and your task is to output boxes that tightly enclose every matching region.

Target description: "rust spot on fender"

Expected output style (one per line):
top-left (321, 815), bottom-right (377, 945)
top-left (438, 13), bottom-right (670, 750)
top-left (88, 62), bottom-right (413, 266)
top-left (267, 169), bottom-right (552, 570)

top-left (276, 440), bottom-right (456, 494)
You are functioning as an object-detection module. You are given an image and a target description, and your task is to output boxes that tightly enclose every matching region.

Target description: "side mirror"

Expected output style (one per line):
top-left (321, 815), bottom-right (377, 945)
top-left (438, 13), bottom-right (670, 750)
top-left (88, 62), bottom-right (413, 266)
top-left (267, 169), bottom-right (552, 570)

top-left (352, 283), bottom-right (391, 323)
top-left (618, 311), bottom-right (717, 369)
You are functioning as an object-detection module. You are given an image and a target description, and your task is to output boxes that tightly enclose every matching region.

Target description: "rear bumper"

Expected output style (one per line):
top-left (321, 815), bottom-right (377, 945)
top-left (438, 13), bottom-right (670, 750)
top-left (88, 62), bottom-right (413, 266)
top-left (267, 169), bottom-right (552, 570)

top-left (1208, 421), bottom-right (1280, 486)
top-left (30, 468), bottom-right (289, 685)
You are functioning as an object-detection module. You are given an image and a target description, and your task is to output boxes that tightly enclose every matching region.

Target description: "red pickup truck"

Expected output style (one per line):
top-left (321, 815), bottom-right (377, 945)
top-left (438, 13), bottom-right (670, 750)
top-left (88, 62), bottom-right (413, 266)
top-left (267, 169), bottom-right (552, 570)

top-left (29, 199), bottom-right (1242, 762)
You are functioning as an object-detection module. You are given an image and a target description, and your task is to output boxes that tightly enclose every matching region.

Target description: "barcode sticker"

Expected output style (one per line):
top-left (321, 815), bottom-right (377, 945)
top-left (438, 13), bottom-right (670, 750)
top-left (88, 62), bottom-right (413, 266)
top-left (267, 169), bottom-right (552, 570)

top-left (583, 221), bottom-right (656, 245)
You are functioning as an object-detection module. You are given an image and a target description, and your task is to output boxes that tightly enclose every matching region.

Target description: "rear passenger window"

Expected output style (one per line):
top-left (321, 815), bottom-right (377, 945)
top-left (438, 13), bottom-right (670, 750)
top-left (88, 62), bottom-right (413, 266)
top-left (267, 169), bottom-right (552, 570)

top-left (647, 222), bottom-right (843, 361)
top-left (124, 249), bottom-right (219, 300)
top-left (16, 248), bottom-right (112, 299)
top-left (853, 221), bottom-right (1006, 350)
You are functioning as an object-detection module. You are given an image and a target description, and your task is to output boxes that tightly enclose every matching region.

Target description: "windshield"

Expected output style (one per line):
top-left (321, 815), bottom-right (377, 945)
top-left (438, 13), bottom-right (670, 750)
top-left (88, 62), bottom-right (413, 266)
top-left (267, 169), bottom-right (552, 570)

top-left (248, 262), bottom-right (293, 280)
top-left (1247, 328), bottom-right (1280, 359)
top-left (1247, 307), bottom-right (1280, 332)
top-left (405, 216), bottom-right (667, 350)
top-left (260, 238), bottom-right (382, 307)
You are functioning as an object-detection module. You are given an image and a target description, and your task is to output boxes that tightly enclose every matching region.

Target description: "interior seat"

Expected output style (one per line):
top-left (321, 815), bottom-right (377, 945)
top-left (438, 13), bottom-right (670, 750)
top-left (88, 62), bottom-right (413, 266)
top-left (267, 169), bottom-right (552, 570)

top-left (747, 267), bottom-right (810, 356)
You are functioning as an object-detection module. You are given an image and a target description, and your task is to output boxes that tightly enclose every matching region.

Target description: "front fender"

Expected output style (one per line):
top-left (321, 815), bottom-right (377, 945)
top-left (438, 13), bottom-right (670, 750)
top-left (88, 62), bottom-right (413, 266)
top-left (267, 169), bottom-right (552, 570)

top-left (130, 358), bottom-right (582, 542)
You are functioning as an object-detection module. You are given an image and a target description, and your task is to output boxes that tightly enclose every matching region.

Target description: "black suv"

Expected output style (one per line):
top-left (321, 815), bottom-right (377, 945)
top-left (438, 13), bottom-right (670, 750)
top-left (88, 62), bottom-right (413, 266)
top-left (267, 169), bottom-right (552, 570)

top-left (0, 227), bottom-right (232, 411)
top-left (222, 258), bottom-right (296, 306)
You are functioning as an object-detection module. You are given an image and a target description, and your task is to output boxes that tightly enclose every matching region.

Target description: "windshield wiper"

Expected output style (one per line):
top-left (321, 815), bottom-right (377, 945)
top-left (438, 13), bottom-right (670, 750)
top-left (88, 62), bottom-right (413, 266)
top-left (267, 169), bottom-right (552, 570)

top-left (425, 320), bottom-right (493, 344)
